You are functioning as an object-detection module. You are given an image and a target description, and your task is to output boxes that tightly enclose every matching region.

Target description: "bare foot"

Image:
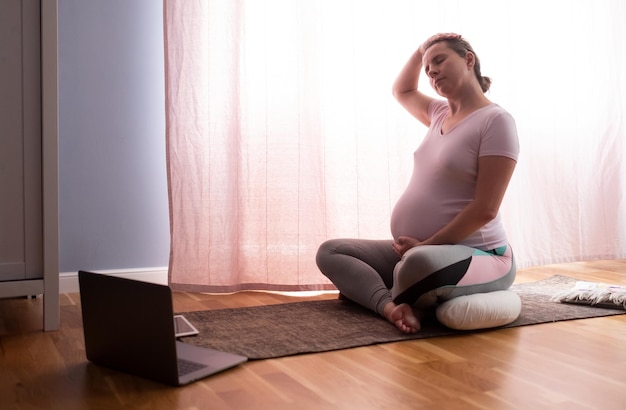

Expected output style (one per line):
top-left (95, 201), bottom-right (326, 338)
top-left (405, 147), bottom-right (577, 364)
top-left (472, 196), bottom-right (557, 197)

top-left (383, 302), bottom-right (421, 334)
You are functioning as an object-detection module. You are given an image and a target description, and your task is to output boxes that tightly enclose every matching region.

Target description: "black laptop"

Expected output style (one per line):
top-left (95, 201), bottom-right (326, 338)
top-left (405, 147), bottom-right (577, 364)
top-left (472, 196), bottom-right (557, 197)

top-left (78, 270), bottom-right (247, 386)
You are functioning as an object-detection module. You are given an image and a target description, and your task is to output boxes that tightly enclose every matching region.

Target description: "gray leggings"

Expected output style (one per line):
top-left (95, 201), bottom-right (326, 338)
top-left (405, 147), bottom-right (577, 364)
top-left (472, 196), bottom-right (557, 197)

top-left (316, 238), bottom-right (516, 316)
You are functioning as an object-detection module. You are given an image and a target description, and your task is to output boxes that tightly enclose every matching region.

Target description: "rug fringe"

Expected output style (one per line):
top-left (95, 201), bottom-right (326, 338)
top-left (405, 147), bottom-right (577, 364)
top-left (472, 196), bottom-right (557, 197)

top-left (551, 281), bottom-right (626, 310)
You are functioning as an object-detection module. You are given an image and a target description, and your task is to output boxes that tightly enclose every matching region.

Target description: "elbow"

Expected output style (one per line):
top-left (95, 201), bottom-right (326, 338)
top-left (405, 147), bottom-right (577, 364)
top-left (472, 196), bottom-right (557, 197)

top-left (480, 207), bottom-right (499, 224)
top-left (472, 198), bottom-right (502, 225)
top-left (471, 203), bottom-right (499, 226)
top-left (391, 87), bottom-right (401, 101)
top-left (391, 85), bottom-right (412, 101)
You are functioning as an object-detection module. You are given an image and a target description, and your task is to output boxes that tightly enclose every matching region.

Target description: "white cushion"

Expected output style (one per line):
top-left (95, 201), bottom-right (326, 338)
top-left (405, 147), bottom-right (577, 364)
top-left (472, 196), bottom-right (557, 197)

top-left (435, 290), bottom-right (521, 330)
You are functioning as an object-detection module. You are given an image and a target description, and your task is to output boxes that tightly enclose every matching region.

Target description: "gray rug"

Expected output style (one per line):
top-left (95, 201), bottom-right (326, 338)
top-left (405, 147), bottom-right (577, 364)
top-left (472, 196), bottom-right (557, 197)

top-left (179, 275), bottom-right (625, 359)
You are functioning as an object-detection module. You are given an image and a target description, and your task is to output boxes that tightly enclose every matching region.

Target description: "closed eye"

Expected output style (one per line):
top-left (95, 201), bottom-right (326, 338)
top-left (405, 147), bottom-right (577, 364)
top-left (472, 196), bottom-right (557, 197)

top-left (425, 54), bottom-right (446, 76)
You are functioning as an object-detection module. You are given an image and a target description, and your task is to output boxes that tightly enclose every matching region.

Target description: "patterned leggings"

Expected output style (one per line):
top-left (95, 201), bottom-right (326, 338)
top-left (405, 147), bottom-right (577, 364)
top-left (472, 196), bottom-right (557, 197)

top-left (316, 238), bottom-right (516, 316)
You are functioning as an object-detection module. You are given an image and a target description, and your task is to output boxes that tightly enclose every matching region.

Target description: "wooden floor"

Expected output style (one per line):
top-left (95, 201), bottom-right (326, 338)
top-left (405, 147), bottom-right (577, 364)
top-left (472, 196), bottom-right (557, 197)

top-left (1, 260), bottom-right (626, 410)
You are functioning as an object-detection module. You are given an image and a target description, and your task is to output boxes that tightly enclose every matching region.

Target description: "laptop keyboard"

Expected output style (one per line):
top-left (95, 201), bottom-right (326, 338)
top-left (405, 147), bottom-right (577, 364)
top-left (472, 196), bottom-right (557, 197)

top-left (178, 358), bottom-right (209, 376)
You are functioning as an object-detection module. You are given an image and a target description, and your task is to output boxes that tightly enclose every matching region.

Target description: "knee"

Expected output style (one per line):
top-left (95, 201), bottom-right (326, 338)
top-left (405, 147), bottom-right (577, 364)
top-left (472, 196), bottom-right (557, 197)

top-left (316, 239), bottom-right (338, 259)
top-left (315, 239), bottom-right (341, 274)
top-left (395, 247), bottom-right (438, 281)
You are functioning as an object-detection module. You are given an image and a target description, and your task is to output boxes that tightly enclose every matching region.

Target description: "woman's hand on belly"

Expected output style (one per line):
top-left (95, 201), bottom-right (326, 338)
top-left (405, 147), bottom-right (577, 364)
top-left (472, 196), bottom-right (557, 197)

top-left (393, 236), bottom-right (422, 257)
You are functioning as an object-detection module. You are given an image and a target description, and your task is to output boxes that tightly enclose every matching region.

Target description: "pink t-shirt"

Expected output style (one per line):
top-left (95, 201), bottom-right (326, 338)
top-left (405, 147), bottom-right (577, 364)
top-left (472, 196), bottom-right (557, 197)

top-left (390, 100), bottom-right (519, 250)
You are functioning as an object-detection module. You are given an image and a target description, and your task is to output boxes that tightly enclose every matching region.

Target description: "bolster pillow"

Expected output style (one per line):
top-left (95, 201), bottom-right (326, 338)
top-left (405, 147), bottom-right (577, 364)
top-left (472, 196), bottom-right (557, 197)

top-left (436, 290), bottom-right (521, 330)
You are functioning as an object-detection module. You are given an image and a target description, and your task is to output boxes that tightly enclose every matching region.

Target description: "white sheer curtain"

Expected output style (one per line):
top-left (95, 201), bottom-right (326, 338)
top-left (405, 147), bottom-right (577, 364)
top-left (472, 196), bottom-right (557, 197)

top-left (164, 0), bottom-right (626, 292)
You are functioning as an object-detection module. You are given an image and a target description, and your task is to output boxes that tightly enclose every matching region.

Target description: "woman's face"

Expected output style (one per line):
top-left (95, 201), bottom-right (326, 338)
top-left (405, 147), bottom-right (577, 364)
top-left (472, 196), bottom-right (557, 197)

top-left (422, 42), bottom-right (472, 98)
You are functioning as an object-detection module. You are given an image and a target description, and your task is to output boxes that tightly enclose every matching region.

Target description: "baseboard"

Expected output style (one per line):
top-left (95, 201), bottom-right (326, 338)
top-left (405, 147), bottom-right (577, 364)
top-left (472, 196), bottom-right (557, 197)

top-left (60, 267), bottom-right (168, 294)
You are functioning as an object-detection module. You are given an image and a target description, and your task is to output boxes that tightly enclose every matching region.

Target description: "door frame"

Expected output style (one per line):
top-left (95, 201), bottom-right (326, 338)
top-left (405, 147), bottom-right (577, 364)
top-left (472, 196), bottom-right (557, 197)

top-left (42, 0), bottom-right (59, 331)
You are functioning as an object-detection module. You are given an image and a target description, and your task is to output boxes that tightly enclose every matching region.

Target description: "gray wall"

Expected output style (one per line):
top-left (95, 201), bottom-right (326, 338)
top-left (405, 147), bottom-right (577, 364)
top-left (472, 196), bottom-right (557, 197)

top-left (58, 0), bottom-right (169, 272)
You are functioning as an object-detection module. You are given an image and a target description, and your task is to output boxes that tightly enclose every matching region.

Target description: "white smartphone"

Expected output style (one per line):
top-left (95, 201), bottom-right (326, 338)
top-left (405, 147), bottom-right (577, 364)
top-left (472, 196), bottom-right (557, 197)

top-left (174, 314), bottom-right (200, 337)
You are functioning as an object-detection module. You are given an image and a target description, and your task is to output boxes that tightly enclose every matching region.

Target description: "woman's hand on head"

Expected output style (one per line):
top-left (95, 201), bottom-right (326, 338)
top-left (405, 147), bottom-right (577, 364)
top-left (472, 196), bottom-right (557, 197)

top-left (423, 32), bottom-right (461, 45)
top-left (393, 236), bottom-right (422, 257)
top-left (420, 32), bottom-right (462, 54)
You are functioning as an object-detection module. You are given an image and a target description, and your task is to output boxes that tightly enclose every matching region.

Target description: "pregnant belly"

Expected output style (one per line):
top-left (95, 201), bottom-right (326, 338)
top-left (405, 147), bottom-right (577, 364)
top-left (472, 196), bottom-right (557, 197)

top-left (389, 191), bottom-right (447, 241)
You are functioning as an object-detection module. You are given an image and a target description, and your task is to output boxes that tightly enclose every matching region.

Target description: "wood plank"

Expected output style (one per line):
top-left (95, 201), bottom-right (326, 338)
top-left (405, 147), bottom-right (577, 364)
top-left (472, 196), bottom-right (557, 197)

top-left (1, 260), bottom-right (626, 409)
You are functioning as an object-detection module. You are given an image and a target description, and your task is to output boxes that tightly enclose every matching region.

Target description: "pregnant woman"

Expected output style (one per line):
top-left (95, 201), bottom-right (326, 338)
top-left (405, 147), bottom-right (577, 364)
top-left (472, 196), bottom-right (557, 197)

top-left (316, 33), bottom-right (519, 333)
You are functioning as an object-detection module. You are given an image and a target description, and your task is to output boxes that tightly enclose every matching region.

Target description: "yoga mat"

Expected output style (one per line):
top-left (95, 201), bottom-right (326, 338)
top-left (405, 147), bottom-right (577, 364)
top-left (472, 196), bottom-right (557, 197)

top-left (179, 275), bottom-right (626, 359)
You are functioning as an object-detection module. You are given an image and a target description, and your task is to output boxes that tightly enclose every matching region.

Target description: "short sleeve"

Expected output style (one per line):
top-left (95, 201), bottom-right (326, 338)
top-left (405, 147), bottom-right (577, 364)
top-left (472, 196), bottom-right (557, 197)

top-left (479, 110), bottom-right (519, 161)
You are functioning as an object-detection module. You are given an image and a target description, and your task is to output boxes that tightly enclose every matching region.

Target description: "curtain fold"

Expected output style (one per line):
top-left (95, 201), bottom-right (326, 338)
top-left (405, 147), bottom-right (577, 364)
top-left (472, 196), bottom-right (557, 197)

top-left (164, 0), bottom-right (626, 292)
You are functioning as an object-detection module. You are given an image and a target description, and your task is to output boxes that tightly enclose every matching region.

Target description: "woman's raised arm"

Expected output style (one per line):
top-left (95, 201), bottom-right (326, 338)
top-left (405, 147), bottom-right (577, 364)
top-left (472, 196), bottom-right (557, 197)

top-left (392, 47), bottom-right (434, 127)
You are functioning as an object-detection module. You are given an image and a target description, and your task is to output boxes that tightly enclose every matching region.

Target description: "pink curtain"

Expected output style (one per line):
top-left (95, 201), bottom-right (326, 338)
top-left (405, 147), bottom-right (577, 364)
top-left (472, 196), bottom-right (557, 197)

top-left (164, 0), bottom-right (626, 292)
